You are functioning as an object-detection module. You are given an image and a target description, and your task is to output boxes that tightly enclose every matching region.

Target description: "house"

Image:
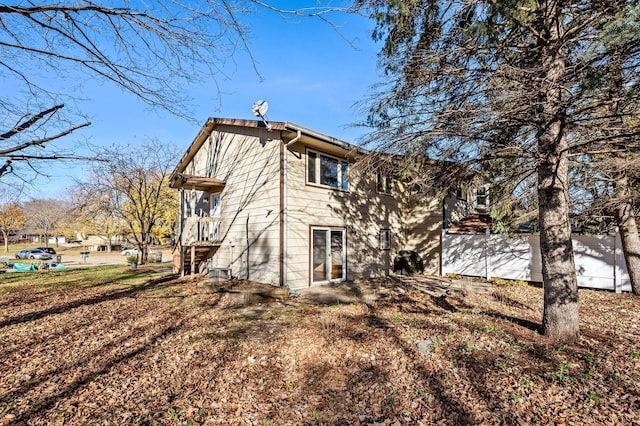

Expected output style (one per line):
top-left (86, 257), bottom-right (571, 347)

top-left (15, 233), bottom-right (67, 245)
top-left (169, 118), bottom-right (444, 290)
top-left (76, 233), bottom-right (127, 252)
top-left (443, 184), bottom-right (491, 231)
top-left (440, 184), bottom-right (633, 292)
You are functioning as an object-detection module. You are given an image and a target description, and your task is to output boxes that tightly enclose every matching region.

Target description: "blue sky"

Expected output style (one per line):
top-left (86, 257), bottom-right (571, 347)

top-left (24, 4), bottom-right (383, 199)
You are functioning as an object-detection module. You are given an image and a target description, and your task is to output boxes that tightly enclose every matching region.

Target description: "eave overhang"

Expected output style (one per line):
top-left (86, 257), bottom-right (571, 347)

top-left (283, 122), bottom-right (368, 160)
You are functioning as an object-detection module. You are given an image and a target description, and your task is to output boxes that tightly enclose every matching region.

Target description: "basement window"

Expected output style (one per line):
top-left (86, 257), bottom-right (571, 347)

top-left (380, 229), bottom-right (391, 250)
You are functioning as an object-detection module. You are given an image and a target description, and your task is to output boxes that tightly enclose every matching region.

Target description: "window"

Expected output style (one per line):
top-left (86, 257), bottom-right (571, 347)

top-left (209, 193), bottom-right (221, 217)
top-left (377, 172), bottom-right (393, 195)
top-left (475, 186), bottom-right (489, 209)
top-left (185, 190), bottom-right (194, 217)
top-left (379, 229), bottom-right (391, 250)
top-left (307, 149), bottom-right (349, 190)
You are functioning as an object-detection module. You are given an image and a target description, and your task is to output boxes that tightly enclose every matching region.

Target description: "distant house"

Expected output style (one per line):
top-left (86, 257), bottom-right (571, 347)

top-left (77, 234), bottom-right (127, 252)
top-left (15, 234), bottom-right (67, 245)
top-left (169, 118), bottom-right (444, 290)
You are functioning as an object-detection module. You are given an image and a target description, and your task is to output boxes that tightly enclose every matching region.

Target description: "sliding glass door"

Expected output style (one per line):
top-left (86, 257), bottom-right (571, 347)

top-left (311, 227), bottom-right (346, 284)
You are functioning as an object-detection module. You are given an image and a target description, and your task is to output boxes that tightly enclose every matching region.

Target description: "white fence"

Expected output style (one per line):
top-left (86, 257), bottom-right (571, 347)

top-left (442, 232), bottom-right (631, 293)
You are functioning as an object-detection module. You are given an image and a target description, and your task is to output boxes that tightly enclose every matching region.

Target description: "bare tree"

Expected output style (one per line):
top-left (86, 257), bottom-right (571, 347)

top-left (0, 2), bottom-right (255, 117)
top-left (0, 2), bottom-right (358, 182)
top-left (1, 1), bottom-right (247, 181)
top-left (0, 103), bottom-right (92, 183)
top-left (23, 198), bottom-right (70, 247)
top-left (70, 187), bottom-right (129, 253)
top-left (78, 140), bottom-right (178, 265)
top-left (0, 2), bottom-right (358, 116)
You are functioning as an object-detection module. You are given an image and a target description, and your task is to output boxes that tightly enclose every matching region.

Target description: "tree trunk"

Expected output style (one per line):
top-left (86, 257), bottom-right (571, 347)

top-left (615, 176), bottom-right (640, 295)
top-left (606, 48), bottom-right (640, 295)
top-left (2, 230), bottom-right (8, 253)
top-left (538, 134), bottom-right (579, 341)
top-left (140, 231), bottom-right (149, 265)
top-left (537, 6), bottom-right (579, 342)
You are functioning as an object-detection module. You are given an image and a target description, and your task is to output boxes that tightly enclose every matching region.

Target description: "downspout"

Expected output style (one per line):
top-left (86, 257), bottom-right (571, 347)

top-left (283, 130), bottom-right (302, 289)
top-left (246, 214), bottom-right (250, 280)
top-left (178, 188), bottom-right (184, 277)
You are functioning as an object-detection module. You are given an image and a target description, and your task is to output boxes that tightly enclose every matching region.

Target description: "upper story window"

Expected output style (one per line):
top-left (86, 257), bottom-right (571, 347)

top-left (475, 186), bottom-right (489, 210)
top-left (307, 150), bottom-right (349, 190)
top-left (377, 172), bottom-right (393, 195)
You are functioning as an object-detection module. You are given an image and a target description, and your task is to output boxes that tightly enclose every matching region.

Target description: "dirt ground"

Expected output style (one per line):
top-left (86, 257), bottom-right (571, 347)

top-left (2, 271), bottom-right (639, 425)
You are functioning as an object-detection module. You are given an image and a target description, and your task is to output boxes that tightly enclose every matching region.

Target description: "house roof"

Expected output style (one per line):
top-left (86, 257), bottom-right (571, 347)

top-left (168, 118), bottom-right (367, 185)
top-left (447, 214), bottom-right (492, 234)
top-left (169, 173), bottom-right (226, 191)
top-left (284, 121), bottom-right (366, 156)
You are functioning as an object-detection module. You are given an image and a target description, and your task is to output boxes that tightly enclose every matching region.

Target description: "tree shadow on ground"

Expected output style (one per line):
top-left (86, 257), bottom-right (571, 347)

top-left (0, 274), bottom-right (179, 328)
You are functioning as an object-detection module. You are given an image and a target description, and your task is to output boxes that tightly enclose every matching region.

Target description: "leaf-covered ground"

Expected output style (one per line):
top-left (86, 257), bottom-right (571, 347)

top-left (1, 268), bottom-right (639, 425)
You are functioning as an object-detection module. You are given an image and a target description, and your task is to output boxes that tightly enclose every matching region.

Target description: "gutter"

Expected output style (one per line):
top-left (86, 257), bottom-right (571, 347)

top-left (284, 122), bottom-right (368, 156)
top-left (282, 130), bottom-right (302, 289)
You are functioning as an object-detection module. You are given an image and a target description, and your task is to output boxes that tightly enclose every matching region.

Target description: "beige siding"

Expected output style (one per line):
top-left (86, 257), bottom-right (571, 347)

top-left (178, 122), bottom-right (443, 289)
top-left (402, 198), bottom-right (443, 274)
top-left (184, 125), bottom-right (281, 284)
top-left (286, 144), bottom-right (426, 289)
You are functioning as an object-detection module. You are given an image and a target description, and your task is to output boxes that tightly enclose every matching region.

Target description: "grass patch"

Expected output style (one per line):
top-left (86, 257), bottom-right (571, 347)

top-left (0, 264), bottom-right (169, 295)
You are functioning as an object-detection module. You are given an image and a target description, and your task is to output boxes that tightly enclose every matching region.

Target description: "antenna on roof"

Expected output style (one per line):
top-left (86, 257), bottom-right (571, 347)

top-left (251, 100), bottom-right (272, 131)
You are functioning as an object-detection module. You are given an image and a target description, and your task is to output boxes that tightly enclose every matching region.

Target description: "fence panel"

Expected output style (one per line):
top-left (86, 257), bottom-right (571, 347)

top-left (487, 235), bottom-right (531, 281)
top-left (573, 235), bottom-right (615, 290)
top-left (442, 234), bottom-right (487, 277)
top-left (442, 232), bottom-right (631, 292)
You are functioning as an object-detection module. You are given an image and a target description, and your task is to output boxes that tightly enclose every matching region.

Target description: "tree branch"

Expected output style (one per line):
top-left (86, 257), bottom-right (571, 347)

top-left (0, 104), bottom-right (64, 141)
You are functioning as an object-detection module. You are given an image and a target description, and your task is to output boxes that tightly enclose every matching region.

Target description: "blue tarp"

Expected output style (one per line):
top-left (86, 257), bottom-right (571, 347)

top-left (13, 263), bottom-right (37, 272)
top-left (12, 263), bottom-right (67, 272)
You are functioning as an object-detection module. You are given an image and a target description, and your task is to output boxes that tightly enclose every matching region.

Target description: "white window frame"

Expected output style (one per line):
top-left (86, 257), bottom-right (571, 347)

top-left (311, 226), bottom-right (347, 285)
top-left (209, 193), bottom-right (221, 218)
top-left (377, 172), bottom-right (393, 195)
top-left (379, 229), bottom-right (391, 250)
top-left (209, 193), bottom-right (221, 241)
top-left (475, 185), bottom-right (489, 210)
top-left (306, 149), bottom-right (349, 190)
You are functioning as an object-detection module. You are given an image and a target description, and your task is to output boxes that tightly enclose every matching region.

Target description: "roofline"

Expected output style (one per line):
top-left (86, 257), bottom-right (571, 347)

top-left (169, 117), bottom-right (368, 182)
top-left (283, 121), bottom-right (368, 155)
top-left (169, 118), bottom-right (216, 182)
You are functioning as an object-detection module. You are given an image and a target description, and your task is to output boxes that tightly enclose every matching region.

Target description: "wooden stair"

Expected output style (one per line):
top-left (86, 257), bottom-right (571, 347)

top-left (172, 243), bottom-right (217, 276)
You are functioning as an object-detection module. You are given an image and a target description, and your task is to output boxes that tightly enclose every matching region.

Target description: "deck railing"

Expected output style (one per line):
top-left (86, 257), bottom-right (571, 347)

top-left (183, 217), bottom-right (223, 245)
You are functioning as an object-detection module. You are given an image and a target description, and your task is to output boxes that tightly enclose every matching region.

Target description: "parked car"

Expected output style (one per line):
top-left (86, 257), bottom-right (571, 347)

top-left (120, 247), bottom-right (152, 256)
top-left (36, 247), bottom-right (56, 255)
top-left (14, 249), bottom-right (53, 260)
